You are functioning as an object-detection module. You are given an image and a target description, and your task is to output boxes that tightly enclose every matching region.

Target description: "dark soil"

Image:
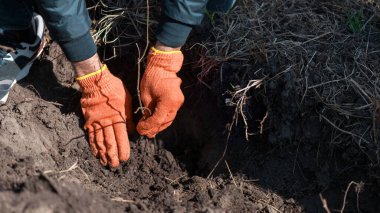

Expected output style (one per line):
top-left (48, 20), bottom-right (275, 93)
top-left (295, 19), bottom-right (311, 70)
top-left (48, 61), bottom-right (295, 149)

top-left (0, 42), bottom-right (299, 212)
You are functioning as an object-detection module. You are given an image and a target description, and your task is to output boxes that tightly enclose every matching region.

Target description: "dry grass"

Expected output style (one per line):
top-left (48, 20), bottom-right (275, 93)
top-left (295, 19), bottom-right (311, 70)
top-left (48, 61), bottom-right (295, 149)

top-left (227, 78), bottom-right (264, 140)
top-left (197, 0), bottom-right (380, 161)
top-left (88, 0), bottom-right (160, 60)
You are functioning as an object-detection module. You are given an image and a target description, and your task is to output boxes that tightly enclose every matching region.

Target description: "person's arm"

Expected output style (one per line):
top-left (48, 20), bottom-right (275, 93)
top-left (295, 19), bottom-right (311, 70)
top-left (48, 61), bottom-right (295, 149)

top-left (71, 53), bottom-right (102, 77)
top-left (35, 0), bottom-right (134, 168)
top-left (34, 0), bottom-right (96, 64)
top-left (136, 1), bottom-right (209, 137)
top-left (35, 0), bottom-right (102, 76)
top-left (156, 0), bottom-right (209, 48)
top-left (155, 0), bottom-right (235, 49)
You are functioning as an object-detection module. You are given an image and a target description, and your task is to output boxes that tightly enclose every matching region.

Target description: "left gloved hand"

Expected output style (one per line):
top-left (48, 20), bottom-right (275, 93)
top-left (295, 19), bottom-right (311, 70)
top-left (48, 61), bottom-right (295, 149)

top-left (77, 64), bottom-right (134, 167)
top-left (136, 47), bottom-right (184, 138)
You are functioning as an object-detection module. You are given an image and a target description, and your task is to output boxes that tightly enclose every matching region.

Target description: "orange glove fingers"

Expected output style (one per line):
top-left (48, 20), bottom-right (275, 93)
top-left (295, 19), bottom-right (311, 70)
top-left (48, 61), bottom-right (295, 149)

top-left (113, 122), bottom-right (131, 162)
top-left (94, 123), bottom-right (107, 166)
top-left (86, 125), bottom-right (98, 157)
top-left (157, 111), bottom-right (178, 133)
top-left (78, 65), bottom-right (135, 168)
top-left (137, 113), bottom-right (165, 138)
top-left (136, 48), bottom-right (184, 137)
top-left (138, 113), bottom-right (177, 138)
top-left (103, 122), bottom-right (120, 168)
top-left (137, 101), bottom-right (181, 138)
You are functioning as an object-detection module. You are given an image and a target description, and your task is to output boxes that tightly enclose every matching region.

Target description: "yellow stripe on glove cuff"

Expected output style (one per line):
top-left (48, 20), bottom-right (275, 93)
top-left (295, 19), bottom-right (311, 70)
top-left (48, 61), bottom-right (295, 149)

top-left (76, 64), bottom-right (108, 81)
top-left (151, 47), bottom-right (181, 55)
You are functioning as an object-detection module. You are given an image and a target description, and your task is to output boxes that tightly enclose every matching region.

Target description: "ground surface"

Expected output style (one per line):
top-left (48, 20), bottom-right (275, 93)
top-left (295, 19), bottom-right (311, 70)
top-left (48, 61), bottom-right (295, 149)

top-left (0, 40), bottom-right (378, 212)
top-left (0, 42), bottom-right (301, 212)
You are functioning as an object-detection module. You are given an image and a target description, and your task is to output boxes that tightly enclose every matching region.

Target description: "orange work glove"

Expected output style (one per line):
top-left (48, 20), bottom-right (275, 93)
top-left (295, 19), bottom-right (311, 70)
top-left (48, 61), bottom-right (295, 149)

top-left (136, 47), bottom-right (184, 138)
top-left (77, 65), bottom-right (134, 167)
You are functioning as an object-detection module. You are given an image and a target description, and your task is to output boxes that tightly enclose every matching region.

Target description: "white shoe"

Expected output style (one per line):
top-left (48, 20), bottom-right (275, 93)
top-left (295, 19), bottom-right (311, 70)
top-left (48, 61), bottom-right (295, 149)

top-left (0, 13), bottom-right (45, 104)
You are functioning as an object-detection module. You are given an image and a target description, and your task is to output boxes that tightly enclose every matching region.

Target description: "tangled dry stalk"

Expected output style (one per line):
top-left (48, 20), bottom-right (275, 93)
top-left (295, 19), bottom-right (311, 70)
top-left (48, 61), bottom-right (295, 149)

top-left (88, 0), bottom-right (160, 60)
top-left (198, 0), bottom-right (380, 161)
top-left (227, 78), bottom-right (264, 140)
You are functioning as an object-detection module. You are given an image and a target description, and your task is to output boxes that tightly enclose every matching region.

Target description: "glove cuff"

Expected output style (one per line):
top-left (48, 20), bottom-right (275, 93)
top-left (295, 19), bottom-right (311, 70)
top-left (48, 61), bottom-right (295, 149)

top-left (77, 65), bottom-right (120, 96)
top-left (75, 64), bottom-right (108, 81)
top-left (147, 47), bottom-right (184, 73)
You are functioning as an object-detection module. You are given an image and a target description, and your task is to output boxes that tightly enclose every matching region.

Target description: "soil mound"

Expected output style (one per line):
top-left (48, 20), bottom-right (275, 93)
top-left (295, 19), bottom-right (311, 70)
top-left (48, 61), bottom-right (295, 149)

top-left (0, 48), bottom-right (300, 212)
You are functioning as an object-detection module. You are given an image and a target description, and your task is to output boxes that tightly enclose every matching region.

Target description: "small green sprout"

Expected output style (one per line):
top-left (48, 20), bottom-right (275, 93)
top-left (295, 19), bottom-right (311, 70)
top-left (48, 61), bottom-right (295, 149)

top-left (205, 9), bottom-right (216, 27)
top-left (347, 9), bottom-right (364, 33)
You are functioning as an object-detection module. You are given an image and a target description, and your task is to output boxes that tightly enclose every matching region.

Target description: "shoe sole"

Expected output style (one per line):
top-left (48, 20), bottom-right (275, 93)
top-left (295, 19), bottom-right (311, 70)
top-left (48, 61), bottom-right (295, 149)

top-left (16, 38), bottom-right (46, 81)
top-left (0, 36), bottom-right (46, 104)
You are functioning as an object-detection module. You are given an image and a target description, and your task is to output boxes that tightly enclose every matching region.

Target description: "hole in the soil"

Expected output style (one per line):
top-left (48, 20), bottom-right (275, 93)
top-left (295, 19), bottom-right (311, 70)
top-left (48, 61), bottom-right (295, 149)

top-left (12, 182), bottom-right (25, 193)
top-left (154, 155), bottom-right (161, 164)
top-left (156, 66), bottom-right (268, 177)
top-left (104, 51), bottom-right (268, 177)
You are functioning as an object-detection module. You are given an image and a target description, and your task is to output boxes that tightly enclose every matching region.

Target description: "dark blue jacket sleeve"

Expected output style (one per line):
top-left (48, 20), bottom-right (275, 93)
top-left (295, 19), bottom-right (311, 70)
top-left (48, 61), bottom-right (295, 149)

top-left (157, 0), bottom-right (235, 48)
top-left (157, 0), bottom-right (209, 48)
top-left (35, 0), bottom-right (97, 62)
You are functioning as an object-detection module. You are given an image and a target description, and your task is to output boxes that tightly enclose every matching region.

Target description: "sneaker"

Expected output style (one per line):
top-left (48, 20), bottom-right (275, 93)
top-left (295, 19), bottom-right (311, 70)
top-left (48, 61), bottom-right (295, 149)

top-left (0, 13), bottom-right (45, 104)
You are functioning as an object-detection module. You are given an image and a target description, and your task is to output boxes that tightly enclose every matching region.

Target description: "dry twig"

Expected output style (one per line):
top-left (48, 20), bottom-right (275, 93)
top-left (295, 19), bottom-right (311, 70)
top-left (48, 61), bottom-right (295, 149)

top-left (319, 193), bottom-right (331, 213)
top-left (340, 181), bottom-right (364, 213)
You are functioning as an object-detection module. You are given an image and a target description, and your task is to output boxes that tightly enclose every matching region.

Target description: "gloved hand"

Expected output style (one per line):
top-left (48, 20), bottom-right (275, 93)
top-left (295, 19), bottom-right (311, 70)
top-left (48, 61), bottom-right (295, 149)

top-left (137, 47), bottom-right (184, 138)
top-left (77, 65), bottom-right (134, 167)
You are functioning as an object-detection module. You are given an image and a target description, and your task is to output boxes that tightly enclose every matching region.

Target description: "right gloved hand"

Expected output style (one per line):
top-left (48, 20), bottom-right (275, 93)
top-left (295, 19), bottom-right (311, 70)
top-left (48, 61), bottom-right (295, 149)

top-left (136, 47), bottom-right (184, 138)
top-left (77, 64), bottom-right (134, 168)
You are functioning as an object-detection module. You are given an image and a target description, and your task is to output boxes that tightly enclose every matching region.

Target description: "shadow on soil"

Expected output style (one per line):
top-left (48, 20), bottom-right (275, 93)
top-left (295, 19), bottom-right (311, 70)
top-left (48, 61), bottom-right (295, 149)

top-left (20, 59), bottom-right (82, 114)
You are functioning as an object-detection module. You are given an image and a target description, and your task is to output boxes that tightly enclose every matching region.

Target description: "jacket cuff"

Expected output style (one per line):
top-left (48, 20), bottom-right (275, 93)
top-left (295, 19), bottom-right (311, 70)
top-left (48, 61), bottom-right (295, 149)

top-left (156, 15), bottom-right (193, 48)
top-left (58, 31), bottom-right (97, 62)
